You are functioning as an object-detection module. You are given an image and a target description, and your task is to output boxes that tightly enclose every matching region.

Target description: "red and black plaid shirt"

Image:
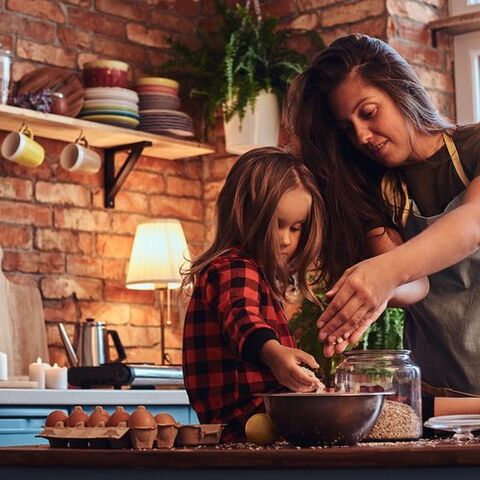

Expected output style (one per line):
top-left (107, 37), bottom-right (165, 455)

top-left (182, 248), bottom-right (295, 442)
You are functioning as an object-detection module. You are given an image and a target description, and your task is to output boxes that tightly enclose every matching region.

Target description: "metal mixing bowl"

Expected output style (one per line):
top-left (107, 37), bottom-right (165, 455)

top-left (262, 392), bottom-right (387, 446)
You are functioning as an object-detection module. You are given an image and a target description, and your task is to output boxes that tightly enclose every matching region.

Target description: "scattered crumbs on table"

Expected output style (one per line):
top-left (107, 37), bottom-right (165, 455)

top-left (170, 436), bottom-right (480, 451)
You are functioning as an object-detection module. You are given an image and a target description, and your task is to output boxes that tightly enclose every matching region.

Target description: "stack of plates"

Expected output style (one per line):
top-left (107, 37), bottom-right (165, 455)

top-left (79, 87), bottom-right (139, 129)
top-left (136, 78), bottom-right (194, 138)
top-left (139, 110), bottom-right (194, 137)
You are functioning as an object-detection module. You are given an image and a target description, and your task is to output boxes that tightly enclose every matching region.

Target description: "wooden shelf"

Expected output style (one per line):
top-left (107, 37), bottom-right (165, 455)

top-left (0, 104), bottom-right (215, 207)
top-left (429, 11), bottom-right (480, 45)
top-left (0, 104), bottom-right (214, 160)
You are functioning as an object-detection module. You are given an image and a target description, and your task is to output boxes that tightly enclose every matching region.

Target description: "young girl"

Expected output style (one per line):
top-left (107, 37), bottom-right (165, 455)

top-left (285, 33), bottom-right (480, 394)
top-left (182, 147), bottom-right (325, 441)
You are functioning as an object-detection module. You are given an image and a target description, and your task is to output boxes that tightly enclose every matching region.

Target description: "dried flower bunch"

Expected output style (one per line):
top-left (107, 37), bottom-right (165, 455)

top-left (12, 89), bottom-right (59, 113)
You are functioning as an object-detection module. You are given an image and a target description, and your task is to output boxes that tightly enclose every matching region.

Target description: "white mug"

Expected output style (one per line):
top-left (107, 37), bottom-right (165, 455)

top-left (60, 136), bottom-right (101, 174)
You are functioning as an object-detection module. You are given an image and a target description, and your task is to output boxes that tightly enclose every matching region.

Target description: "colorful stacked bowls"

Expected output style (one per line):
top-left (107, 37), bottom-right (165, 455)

top-left (79, 87), bottom-right (139, 129)
top-left (83, 60), bottom-right (129, 88)
top-left (136, 77), bottom-right (194, 138)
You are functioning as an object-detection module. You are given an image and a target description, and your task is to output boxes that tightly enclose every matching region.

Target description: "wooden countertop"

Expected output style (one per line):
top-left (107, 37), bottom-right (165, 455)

top-left (1, 440), bottom-right (480, 469)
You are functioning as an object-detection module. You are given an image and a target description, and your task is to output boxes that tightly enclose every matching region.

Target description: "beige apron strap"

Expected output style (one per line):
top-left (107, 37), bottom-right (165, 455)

top-left (381, 133), bottom-right (467, 228)
top-left (442, 132), bottom-right (470, 187)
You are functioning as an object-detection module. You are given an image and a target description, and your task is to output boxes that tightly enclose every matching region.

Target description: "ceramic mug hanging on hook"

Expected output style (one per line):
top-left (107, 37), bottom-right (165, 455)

top-left (1, 121), bottom-right (45, 167)
top-left (60, 131), bottom-right (101, 174)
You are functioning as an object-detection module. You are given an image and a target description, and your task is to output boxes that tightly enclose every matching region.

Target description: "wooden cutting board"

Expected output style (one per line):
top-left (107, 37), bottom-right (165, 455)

top-left (17, 66), bottom-right (84, 118)
top-left (0, 247), bottom-right (49, 377)
top-left (0, 377), bottom-right (39, 389)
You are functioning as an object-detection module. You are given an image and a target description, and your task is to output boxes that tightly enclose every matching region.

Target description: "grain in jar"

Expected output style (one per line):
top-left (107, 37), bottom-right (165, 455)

top-left (335, 350), bottom-right (422, 440)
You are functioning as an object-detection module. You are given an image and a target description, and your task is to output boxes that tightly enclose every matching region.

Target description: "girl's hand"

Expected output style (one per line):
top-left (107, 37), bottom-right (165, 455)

top-left (260, 340), bottom-right (320, 392)
top-left (317, 255), bottom-right (398, 353)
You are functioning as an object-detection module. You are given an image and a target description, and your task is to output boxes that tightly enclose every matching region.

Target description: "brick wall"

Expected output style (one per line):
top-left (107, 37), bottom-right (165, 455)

top-left (0, 0), bottom-right (205, 367)
top-left (0, 0), bottom-right (454, 369)
top-left (386, 0), bottom-right (454, 120)
top-left (3, 0), bottom-right (199, 83)
top-left (0, 133), bottom-right (203, 366)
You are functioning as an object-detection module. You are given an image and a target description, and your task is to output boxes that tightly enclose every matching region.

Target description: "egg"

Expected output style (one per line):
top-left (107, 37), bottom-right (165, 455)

top-left (127, 406), bottom-right (156, 429)
top-left (45, 410), bottom-right (68, 427)
top-left (86, 406), bottom-right (110, 427)
top-left (154, 412), bottom-right (177, 425)
top-left (66, 405), bottom-right (89, 427)
top-left (106, 406), bottom-right (130, 427)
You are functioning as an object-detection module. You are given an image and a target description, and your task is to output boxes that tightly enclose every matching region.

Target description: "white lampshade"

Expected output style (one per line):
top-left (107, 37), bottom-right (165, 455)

top-left (126, 219), bottom-right (190, 290)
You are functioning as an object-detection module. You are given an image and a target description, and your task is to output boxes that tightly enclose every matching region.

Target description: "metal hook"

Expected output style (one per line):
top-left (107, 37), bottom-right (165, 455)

top-left (74, 130), bottom-right (89, 148)
top-left (19, 121), bottom-right (33, 138)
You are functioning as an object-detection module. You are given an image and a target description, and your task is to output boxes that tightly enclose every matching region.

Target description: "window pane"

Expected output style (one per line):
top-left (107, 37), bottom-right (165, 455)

top-left (475, 55), bottom-right (480, 121)
top-left (451, 0), bottom-right (480, 14)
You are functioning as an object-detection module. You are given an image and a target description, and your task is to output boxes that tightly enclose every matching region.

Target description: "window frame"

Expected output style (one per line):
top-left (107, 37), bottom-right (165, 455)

top-left (450, 0), bottom-right (480, 15)
top-left (454, 31), bottom-right (480, 123)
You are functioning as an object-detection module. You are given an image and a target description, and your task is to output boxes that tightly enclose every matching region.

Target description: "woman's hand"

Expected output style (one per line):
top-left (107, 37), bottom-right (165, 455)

top-left (322, 314), bottom-right (377, 357)
top-left (317, 254), bottom-right (399, 353)
top-left (260, 340), bottom-right (320, 392)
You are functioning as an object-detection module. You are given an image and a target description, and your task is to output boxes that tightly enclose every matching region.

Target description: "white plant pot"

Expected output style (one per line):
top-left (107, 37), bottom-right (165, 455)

top-left (223, 90), bottom-right (280, 155)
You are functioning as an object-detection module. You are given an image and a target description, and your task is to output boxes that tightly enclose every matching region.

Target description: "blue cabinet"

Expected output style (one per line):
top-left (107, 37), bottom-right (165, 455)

top-left (0, 408), bottom-right (52, 447)
top-left (0, 405), bottom-right (198, 446)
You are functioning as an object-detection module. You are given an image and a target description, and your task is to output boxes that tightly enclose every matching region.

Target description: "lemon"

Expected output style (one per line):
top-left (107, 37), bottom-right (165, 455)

top-left (245, 413), bottom-right (278, 445)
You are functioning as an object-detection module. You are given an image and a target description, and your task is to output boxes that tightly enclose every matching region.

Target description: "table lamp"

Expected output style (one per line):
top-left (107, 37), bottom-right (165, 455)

top-left (126, 219), bottom-right (190, 365)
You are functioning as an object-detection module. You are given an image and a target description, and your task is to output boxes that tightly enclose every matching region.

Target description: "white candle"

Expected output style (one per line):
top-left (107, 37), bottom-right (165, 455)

top-left (28, 357), bottom-right (50, 389)
top-left (0, 352), bottom-right (7, 381)
top-left (45, 363), bottom-right (68, 389)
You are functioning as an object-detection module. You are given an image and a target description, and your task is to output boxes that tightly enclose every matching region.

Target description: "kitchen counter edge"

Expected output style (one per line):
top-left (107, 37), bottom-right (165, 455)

top-left (1, 441), bottom-right (480, 469)
top-left (0, 389), bottom-right (190, 405)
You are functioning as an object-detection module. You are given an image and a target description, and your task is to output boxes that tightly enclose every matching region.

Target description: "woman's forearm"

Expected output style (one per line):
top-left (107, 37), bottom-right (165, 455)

top-left (388, 202), bottom-right (480, 286)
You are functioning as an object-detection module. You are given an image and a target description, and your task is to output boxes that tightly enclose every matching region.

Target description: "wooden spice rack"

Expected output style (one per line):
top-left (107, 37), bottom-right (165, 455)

top-left (0, 104), bottom-right (215, 207)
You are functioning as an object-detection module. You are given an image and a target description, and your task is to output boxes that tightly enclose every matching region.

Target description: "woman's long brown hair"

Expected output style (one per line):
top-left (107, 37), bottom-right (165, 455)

top-left (182, 147), bottom-right (325, 304)
top-left (283, 34), bottom-right (453, 286)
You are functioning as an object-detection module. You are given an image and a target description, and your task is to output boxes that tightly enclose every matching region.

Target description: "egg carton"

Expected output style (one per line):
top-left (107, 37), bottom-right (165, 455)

top-left (175, 423), bottom-right (224, 446)
top-left (38, 422), bottom-right (225, 449)
top-left (37, 423), bottom-right (130, 448)
top-left (38, 405), bottom-right (225, 449)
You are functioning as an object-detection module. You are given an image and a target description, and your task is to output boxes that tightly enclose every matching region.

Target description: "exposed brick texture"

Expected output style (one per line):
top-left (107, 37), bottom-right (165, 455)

top-left (0, 0), bottom-right (453, 368)
top-left (7, 0), bottom-right (65, 22)
top-left (386, 0), bottom-right (454, 120)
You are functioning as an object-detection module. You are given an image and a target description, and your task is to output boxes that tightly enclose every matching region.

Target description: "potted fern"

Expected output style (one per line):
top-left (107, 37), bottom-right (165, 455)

top-left (159, 0), bottom-right (324, 150)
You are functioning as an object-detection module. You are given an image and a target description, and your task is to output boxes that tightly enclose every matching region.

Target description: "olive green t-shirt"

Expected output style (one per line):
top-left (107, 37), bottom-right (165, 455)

top-left (399, 125), bottom-right (480, 217)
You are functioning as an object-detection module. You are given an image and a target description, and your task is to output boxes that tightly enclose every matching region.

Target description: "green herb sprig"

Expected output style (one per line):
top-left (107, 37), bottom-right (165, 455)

top-left (289, 292), bottom-right (405, 387)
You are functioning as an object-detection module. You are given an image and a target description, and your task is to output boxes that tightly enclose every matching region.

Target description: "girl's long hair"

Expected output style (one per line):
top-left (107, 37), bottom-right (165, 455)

top-left (283, 34), bottom-right (453, 286)
top-left (182, 147), bottom-right (325, 303)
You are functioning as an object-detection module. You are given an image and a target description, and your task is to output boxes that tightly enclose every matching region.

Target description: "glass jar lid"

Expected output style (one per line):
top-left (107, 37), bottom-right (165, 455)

top-left (344, 349), bottom-right (411, 357)
top-left (342, 349), bottom-right (413, 363)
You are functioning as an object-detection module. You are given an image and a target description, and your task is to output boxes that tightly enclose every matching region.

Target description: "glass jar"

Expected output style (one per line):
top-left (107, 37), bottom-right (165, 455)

top-left (335, 349), bottom-right (422, 441)
top-left (0, 46), bottom-right (11, 105)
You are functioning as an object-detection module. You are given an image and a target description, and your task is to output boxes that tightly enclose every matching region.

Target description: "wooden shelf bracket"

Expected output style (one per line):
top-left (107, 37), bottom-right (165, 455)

top-left (104, 141), bottom-right (153, 208)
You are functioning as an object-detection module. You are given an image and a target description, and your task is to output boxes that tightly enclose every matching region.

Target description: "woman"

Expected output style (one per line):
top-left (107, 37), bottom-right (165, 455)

top-left (284, 33), bottom-right (480, 394)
